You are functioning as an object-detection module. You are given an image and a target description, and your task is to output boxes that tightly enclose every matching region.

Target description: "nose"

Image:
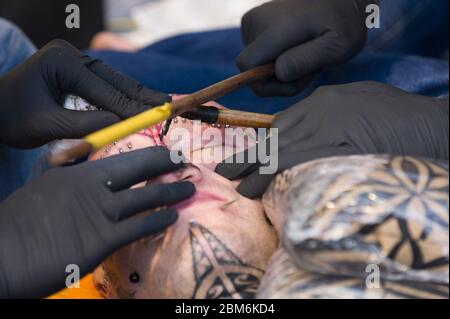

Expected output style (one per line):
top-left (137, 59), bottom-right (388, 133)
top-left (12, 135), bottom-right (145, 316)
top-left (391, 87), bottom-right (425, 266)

top-left (178, 164), bottom-right (202, 183)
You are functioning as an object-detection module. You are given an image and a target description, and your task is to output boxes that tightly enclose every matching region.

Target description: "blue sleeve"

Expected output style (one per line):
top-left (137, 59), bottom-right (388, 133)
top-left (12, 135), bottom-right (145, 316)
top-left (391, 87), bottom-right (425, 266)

top-left (0, 18), bottom-right (47, 202)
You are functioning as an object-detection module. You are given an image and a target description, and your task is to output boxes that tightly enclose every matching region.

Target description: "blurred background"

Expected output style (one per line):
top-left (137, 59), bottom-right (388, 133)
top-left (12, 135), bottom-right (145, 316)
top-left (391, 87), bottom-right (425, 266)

top-left (0, 0), bottom-right (268, 50)
top-left (0, 0), bottom-right (447, 111)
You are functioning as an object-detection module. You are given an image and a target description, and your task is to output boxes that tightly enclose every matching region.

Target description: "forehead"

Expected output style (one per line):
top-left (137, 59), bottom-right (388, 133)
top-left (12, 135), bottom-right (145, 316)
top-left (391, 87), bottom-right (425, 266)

top-left (90, 107), bottom-right (257, 163)
top-left (68, 94), bottom-right (256, 162)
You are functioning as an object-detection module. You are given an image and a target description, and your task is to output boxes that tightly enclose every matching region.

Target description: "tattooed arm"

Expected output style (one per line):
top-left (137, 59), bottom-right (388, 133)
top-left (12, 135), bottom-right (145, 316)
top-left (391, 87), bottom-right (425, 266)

top-left (262, 155), bottom-right (449, 299)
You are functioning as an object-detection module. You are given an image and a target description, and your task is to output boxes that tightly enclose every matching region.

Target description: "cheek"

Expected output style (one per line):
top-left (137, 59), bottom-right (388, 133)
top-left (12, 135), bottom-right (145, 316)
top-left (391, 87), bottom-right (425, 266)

top-left (107, 260), bottom-right (144, 298)
top-left (113, 240), bottom-right (163, 291)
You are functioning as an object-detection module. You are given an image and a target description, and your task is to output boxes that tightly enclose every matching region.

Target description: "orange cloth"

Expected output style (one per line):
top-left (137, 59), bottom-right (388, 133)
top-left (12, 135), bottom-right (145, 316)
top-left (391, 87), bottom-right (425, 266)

top-left (48, 275), bottom-right (103, 299)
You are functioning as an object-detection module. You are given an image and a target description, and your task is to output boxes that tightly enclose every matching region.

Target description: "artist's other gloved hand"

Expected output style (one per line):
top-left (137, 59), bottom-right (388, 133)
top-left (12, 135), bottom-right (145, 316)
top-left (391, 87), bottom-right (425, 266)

top-left (0, 39), bottom-right (170, 149)
top-left (217, 82), bottom-right (449, 198)
top-left (238, 0), bottom-right (372, 96)
top-left (0, 147), bottom-right (195, 298)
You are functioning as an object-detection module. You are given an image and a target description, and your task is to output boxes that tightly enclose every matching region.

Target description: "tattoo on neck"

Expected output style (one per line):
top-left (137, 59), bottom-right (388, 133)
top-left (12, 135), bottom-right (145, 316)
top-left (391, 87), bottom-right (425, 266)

top-left (189, 221), bottom-right (264, 299)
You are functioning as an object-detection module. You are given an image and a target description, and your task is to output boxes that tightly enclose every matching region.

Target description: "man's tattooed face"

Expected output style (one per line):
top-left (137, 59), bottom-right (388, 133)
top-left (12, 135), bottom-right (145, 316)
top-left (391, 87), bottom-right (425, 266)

top-left (90, 99), bottom-right (278, 299)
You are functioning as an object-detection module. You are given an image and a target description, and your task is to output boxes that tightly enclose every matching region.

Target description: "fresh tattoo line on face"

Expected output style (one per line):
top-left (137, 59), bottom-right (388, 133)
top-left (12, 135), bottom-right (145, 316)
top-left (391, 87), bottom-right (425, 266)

top-left (189, 221), bottom-right (264, 299)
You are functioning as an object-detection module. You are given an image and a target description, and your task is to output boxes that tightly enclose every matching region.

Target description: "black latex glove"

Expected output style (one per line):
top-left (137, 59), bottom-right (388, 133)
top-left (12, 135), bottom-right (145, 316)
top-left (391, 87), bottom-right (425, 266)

top-left (216, 82), bottom-right (449, 198)
top-left (238, 0), bottom-right (373, 97)
top-left (0, 147), bottom-right (195, 299)
top-left (0, 39), bottom-right (170, 149)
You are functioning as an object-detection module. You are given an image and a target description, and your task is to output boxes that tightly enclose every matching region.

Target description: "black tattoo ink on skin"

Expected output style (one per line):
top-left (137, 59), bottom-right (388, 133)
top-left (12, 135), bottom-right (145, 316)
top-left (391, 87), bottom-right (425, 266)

top-left (189, 221), bottom-right (264, 299)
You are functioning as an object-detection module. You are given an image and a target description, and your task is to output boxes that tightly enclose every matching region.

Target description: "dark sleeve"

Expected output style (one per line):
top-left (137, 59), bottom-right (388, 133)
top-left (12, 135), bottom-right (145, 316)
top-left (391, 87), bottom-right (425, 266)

top-left (0, 0), bottom-right (104, 49)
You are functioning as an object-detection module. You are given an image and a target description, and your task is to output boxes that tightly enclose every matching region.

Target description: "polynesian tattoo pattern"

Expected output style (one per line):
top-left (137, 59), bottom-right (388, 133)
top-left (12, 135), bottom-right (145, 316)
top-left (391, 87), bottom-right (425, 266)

top-left (189, 221), bottom-right (264, 299)
top-left (315, 156), bottom-right (449, 273)
top-left (263, 156), bottom-right (448, 298)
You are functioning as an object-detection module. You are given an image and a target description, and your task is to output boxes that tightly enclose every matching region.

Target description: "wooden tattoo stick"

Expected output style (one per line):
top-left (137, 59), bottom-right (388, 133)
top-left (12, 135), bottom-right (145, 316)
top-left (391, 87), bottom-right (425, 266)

top-left (180, 106), bottom-right (275, 128)
top-left (50, 64), bottom-right (275, 166)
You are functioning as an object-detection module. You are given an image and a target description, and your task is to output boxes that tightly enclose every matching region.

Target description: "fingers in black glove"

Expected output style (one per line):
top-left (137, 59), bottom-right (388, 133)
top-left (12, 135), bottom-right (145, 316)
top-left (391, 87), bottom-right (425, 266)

top-left (217, 82), bottom-right (449, 198)
top-left (238, 0), bottom-right (370, 97)
top-left (46, 108), bottom-right (121, 144)
top-left (0, 39), bottom-right (170, 148)
top-left (86, 58), bottom-right (170, 109)
top-left (216, 138), bottom-right (357, 199)
top-left (89, 145), bottom-right (183, 191)
top-left (114, 208), bottom-right (180, 249)
top-left (235, 146), bottom-right (356, 199)
top-left (0, 146), bottom-right (194, 298)
top-left (39, 40), bottom-right (171, 117)
top-left (109, 183), bottom-right (191, 222)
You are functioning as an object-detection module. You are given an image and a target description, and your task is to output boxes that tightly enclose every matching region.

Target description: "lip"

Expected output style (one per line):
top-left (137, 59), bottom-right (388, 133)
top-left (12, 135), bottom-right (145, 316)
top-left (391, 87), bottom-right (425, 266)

top-left (172, 190), bottom-right (226, 211)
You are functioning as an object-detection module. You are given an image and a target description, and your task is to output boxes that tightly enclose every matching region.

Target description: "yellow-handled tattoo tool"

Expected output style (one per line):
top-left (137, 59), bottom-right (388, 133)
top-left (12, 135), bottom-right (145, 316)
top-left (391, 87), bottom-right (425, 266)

top-left (50, 64), bottom-right (274, 166)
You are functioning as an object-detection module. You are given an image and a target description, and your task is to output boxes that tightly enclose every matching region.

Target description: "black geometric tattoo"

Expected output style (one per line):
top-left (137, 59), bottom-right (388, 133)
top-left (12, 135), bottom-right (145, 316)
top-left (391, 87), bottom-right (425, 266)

top-left (190, 221), bottom-right (264, 299)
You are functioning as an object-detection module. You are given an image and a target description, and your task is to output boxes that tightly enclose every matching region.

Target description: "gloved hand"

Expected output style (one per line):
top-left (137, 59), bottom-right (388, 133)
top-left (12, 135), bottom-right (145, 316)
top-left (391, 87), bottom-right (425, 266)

top-left (238, 0), bottom-right (372, 96)
top-left (216, 82), bottom-right (449, 198)
top-left (0, 147), bottom-right (195, 298)
top-left (0, 39), bottom-right (170, 149)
